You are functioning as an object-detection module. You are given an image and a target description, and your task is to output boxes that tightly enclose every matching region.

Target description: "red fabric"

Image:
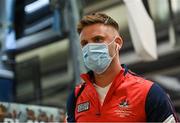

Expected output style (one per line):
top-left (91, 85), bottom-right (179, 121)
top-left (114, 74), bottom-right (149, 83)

top-left (75, 69), bottom-right (153, 122)
top-left (74, 82), bottom-right (85, 97)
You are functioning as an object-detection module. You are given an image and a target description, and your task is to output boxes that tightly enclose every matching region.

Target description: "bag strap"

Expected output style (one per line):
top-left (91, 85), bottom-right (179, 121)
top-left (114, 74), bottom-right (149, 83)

top-left (66, 83), bottom-right (85, 122)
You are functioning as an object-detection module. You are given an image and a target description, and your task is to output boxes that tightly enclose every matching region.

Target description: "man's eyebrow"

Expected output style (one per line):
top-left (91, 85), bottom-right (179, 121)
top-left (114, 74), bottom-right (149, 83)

top-left (91, 35), bottom-right (105, 40)
top-left (80, 39), bottom-right (87, 42)
top-left (81, 35), bottom-right (104, 42)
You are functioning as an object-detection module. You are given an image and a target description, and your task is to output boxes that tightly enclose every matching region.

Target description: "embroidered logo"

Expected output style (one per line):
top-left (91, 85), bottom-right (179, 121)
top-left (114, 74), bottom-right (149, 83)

top-left (119, 99), bottom-right (129, 108)
top-left (114, 99), bottom-right (132, 118)
top-left (77, 102), bottom-right (90, 113)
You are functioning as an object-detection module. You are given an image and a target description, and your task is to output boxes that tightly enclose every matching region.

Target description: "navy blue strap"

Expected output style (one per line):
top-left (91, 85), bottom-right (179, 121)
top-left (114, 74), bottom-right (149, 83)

top-left (122, 64), bottom-right (140, 77)
top-left (66, 83), bottom-right (85, 122)
top-left (121, 64), bottom-right (128, 76)
top-left (66, 88), bottom-right (76, 122)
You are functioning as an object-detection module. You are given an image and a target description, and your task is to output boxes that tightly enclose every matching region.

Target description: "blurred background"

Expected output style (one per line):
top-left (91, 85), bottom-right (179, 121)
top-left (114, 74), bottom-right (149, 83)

top-left (0, 0), bottom-right (180, 122)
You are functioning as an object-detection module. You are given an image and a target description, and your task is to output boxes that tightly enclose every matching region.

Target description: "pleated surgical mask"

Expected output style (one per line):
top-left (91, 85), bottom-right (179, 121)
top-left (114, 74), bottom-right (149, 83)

top-left (82, 37), bottom-right (117, 74)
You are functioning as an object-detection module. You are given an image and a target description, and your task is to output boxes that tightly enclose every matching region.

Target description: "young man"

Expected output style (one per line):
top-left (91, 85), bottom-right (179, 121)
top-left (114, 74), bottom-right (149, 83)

top-left (66, 13), bottom-right (179, 122)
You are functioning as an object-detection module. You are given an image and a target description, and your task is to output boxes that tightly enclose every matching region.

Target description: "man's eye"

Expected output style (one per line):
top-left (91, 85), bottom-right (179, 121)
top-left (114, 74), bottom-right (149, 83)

top-left (94, 38), bottom-right (102, 43)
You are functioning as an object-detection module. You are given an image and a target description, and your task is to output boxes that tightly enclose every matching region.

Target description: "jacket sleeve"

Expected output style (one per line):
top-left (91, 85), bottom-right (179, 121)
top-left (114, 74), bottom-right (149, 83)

top-left (145, 83), bottom-right (179, 122)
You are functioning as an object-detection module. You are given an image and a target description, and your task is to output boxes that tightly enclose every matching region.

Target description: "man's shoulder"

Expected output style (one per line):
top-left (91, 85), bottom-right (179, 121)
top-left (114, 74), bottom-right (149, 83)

top-left (125, 71), bottom-right (153, 87)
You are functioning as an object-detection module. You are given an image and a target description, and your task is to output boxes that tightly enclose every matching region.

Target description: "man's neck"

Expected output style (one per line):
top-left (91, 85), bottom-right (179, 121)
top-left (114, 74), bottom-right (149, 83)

top-left (94, 58), bottom-right (121, 87)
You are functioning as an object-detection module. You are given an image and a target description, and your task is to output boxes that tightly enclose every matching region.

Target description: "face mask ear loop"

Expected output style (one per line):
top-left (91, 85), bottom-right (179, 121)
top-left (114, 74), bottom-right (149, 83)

top-left (107, 37), bottom-right (116, 46)
top-left (111, 50), bottom-right (117, 59)
top-left (106, 37), bottom-right (117, 59)
top-left (112, 43), bottom-right (120, 59)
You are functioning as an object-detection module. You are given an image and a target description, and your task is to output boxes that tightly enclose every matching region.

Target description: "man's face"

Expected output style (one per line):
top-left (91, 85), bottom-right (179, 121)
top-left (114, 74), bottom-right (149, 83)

top-left (80, 23), bottom-right (119, 56)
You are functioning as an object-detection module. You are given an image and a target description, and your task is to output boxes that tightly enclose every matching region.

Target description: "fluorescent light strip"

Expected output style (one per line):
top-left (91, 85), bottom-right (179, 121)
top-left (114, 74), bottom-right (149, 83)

top-left (25, 0), bottom-right (49, 14)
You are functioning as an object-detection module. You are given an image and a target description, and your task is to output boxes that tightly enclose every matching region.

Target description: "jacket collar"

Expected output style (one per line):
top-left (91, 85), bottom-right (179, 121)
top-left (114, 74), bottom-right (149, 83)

top-left (80, 64), bottom-right (128, 84)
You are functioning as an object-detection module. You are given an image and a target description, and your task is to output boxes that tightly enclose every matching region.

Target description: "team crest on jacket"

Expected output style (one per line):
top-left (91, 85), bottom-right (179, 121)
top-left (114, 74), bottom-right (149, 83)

top-left (119, 99), bottom-right (129, 108)
top-left (114, 99), bottom-right (132, 117)
top-left (77, 101), bottom-right (90, 113)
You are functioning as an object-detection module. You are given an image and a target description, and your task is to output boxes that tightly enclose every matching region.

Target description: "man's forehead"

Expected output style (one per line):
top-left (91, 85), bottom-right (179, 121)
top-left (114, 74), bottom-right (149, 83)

top-left (80, 24), bottom-right (115, 40)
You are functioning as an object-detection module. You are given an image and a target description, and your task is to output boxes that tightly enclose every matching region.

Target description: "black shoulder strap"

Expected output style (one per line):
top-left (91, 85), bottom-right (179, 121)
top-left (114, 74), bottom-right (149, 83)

top-left (66, 83), bottom-right (85, 122)
top-left (121, 64), bottom-right (128, 76)
top-left (122, 64), bottom-right (143, 77)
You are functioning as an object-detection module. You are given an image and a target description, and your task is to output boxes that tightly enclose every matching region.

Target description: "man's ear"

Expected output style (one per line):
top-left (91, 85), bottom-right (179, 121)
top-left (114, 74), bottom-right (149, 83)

top-left (115, 36), bottom-right (123, 50)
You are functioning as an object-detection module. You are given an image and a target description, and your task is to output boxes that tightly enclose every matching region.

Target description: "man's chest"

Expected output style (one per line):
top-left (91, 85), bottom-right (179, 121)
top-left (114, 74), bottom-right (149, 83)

top-left (75, 93), bottom-right (146, 122)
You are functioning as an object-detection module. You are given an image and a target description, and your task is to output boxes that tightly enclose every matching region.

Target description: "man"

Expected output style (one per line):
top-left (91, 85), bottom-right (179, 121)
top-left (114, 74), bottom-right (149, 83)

top-left (66, 13), bottom-right (179, 122)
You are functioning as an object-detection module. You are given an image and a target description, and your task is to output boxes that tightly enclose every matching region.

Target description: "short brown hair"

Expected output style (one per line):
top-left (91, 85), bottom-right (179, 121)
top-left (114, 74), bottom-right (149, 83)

top-left (77, 13), bottom-right (119, 34)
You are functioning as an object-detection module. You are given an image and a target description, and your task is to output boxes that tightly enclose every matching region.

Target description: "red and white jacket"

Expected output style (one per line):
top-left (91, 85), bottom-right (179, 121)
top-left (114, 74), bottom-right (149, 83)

top-left (66, 66), bottom-right (178, 122)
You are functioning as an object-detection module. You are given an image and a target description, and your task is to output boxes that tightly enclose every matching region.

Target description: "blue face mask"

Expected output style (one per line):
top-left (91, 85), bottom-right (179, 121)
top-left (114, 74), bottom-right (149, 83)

top-left (82, 38), bottom-right (117, 74)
